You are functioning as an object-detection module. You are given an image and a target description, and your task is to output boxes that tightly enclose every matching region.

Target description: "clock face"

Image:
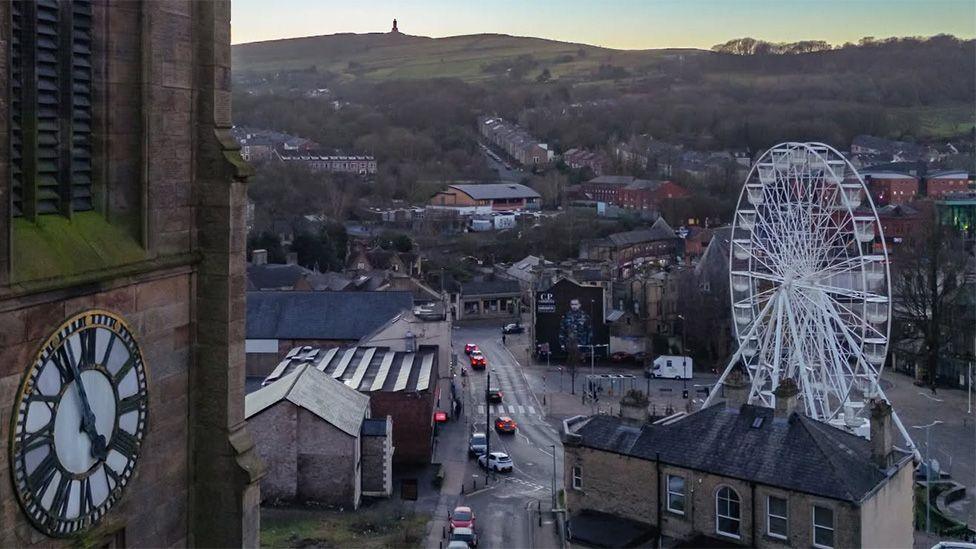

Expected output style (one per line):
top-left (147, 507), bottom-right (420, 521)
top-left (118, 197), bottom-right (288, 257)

top-left (9, 310), bottom-right (149, 537)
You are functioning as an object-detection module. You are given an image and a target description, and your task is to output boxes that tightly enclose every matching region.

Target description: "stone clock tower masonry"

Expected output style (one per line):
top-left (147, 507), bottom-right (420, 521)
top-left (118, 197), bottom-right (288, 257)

top-left (0, 1), bottom-right (264, 546)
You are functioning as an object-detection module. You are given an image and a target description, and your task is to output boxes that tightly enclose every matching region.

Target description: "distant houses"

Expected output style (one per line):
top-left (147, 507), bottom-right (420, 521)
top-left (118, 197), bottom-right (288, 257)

top-left (272, 148), bottom-right (378, 175)
top-left (233, 125), bottom-right (376, 174)
top-left (478, 116), bottom-right (554, 167)
top-left (579, 175), bottom-right (689, 213)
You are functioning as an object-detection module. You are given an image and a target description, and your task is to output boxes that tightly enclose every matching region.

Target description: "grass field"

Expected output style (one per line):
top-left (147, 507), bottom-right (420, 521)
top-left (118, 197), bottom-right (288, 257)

top-left (260, 505), bottom-right (427, 548)
top-left (232, 32), bottom-right (697, 82)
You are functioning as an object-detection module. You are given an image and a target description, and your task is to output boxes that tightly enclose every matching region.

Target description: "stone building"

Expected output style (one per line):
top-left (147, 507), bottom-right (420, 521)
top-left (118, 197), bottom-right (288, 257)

top-left (580, 217), bottom-right (682, 267)
top-left (563, 384), bottom-right (914, 548)
top-left (0, 1), bottom-right (262, 546)
top-left (246, 363), bottom-right (393, 508)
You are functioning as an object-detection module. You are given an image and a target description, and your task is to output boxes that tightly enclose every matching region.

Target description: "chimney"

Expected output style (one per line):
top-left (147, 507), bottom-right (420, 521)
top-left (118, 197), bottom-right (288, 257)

top-left (869, 398), bottom-right (894, 468)
top-left (286, 252), bottom-right (298, 265)
top-left (773, 378), bottom-right (799, 418)
top-left (252, 249), bottom-right (268, 265)
top-left (723, 365), bottom-right (749, 409)
top-left (619, 390), bottom-right (650, 423)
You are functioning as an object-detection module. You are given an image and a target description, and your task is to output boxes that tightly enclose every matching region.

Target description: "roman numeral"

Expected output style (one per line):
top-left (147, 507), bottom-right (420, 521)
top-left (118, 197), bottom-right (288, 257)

top-left (113, 356), bottom-right (135, 385)
top-left (22, 422), bottom-right (54, 453)
top-left (51, 347), bottom-right (75, 385)
top-left (50, 475), bottom-right (72, 517)
top-left (79, 477), bottom-right (94, 517)
top-left (28, 453), bottom-right (59, 495)
top-left (79, 329), bottom-right (97, 367)
top-left (110, 430), bottom-right (139, 458)
top-left (118, 394), bottom-right (146, 415)
top-left (101, 331), bottom-right (116, 366)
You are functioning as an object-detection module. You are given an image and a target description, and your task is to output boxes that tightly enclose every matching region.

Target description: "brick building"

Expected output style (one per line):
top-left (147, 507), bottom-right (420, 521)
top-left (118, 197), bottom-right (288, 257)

top-left (925, 170), bottom-right (971, 198)
top-left (861, 171), bottom-right (919, 205)
top-left (579, 175), bottom-right (688, 213)
top-left (562, 383), bottom-right (914, 548)
top-left (478, 116), bottom-right (553, 167)
top-left (0, 2), bottom-right (261, 546)
top-left (580, 217), bottom-right (683, 266)
top-left (246, 363), bottom-right (392, 508)
top-left (262, 345), bottom-right (439, 465)
top-left (562, 148), bottom-right (606, 175)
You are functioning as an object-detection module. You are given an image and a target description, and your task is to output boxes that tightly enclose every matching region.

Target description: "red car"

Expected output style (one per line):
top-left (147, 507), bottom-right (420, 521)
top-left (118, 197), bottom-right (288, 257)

top-left (494, 416), bottom-right (517, 434)
top-left (464, 343), bottom-right (479, 355)
top-left (610, 351), bottom-right (633, 363)
top-left (450, 506), bottom-right (475, 531)
top-left (470, 351), bottom-right (487, 369)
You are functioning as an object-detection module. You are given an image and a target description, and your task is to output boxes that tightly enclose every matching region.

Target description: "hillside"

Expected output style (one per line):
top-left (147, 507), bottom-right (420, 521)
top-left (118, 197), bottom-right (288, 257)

top-left (232, 32), bottom-right (699, 82)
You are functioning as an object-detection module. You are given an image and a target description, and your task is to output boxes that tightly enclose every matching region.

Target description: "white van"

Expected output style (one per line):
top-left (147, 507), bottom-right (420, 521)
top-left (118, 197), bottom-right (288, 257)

top-left (646, 356), bottom-right (693, 379)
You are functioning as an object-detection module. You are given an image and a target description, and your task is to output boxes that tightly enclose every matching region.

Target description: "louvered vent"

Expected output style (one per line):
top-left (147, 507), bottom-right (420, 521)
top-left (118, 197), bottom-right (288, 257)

top-left (9, 0), bottom-right (94, 217)
top-left (71, 0), bottom-right (93, 212)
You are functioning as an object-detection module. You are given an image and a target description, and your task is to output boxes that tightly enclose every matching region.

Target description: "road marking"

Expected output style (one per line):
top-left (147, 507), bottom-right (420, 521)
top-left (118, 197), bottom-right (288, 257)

top-left (918, 391), bottom-right (944, 402)
top-left (478, 405), bottom-right (485, 414)
top-left (509, 405), bottom-right (518, 414)
top-left (517, 405), bottom-right (525, 414)
top-left (528, 405), bottom-right (536, 415)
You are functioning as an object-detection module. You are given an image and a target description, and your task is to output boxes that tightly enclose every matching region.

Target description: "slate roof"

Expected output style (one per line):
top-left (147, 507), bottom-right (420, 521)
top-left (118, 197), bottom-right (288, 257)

top-left (362, 418), bottom-right (389, 436)
top-left (262, 345), bottom-right (437, 393)
top-left (247, 263), bottom-right (312, 290)
top-left (606, 218), bottom-right (677, 247)
top-left (459, 279), bottom-right (521, 296)
top-left (245, 363), bottom-right (370, 437)
top-left (246, 291), bottom-right (413, 340)
top-left (450, 183), bottom-right (541, 201)
top-left (585, 175), bottom-right (636, 186)
top-left (571, 404), bottom-right (911, 503)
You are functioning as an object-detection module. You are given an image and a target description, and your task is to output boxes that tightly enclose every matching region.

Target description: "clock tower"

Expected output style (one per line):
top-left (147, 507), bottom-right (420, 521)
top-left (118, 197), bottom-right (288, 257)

top-left (0, 1), bottom-right (263, 546)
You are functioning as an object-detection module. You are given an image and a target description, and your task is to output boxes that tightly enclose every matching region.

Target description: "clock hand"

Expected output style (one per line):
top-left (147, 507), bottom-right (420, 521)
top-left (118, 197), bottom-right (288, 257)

top-left (65, 353), bottom-right (108, 460)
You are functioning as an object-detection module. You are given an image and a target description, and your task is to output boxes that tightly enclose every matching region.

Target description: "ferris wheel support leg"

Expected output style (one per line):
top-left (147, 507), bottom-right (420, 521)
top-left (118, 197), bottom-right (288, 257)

top-left (703, 297), bottom-right (777, 409)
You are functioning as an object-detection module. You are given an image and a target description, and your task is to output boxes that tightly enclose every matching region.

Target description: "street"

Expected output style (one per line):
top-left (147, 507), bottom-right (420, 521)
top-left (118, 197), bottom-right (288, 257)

top-left (453, 324), bottom-right (564, 549)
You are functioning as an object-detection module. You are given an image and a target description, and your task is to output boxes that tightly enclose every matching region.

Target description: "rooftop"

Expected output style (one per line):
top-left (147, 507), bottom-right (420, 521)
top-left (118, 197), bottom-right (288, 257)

top-left (246, 291), bottom-right (413, 340)
top-left (262, 345), bottom-right (437, 393)
top-left (568, 404), bottom-right (911, 503)
top-left (449, 183), bottom-right (541, 201)
top-left (459, 278), bottom-right (522, 296)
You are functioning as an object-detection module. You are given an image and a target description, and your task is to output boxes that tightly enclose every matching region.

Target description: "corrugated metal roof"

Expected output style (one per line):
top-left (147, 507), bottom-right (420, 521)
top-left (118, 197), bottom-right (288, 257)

top-left (450, 183), bottom-right (541, 200)
top-left (265, 345), bottom-right (437, 393)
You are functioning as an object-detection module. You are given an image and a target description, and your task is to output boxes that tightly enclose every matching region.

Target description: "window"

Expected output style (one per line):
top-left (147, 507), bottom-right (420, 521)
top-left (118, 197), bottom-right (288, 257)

top-left (10, 0), bottom-right (94, 218)
top-left (666, 475), bottom-right (685, 514)
top-left (715, 486), bottom-right (741, 538)
top-left (813, 505), bottom-right (834, 548)
top-left (767, 495), bottom-right (788, 539)
top-left (572, 466), bottom-right (582, 490)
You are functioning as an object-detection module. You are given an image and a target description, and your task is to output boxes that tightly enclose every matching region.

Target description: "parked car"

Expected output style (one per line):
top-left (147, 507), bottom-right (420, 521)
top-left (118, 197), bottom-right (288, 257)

top-left (450, 506), bottom-right (476, 531)
top-left (487, 387), bottom-right (503, 403)
top-left (447, 541), bottom-right (470, 549)
top-left (478, 451), bottom-right (514, 472)
top-left (464, 343), bottom-right (479, 355)
top-left (494, 416), bottom-right (517, 433)
top-left (645, 355), bottom-right (693, 379)
top-left (502, 323), bottom-right (524, 334)
top-left (633, 351), bottom-right (649, 364)
top-left (468, 433), bottom-right (487, 457)
top-left (450, 527), bottom-right (478, 547)
top-left (610, 351), bottom-right (633, 363)
top-left (470, 351), bottom-right (487, 369)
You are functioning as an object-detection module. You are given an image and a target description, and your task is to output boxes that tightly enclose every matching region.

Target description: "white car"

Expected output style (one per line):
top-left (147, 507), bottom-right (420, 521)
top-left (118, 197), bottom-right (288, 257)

top-left (478, 451), bottom-right (513, 473)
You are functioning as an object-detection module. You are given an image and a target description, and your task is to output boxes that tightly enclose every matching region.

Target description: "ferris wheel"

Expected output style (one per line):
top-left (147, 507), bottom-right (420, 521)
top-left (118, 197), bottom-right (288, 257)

top-left (704, 142), bottom-right (915, 452)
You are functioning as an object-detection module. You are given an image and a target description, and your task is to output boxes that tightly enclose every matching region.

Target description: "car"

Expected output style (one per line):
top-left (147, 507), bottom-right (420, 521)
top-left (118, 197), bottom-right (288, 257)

top-left (468, 433), bottom-right (487, 457)
top-left (464, 343), bottom-right (478, 355)
top-left (449, 506), bottom-right (476, 531)
top-left (610, 351), bottom-right (633, 363)
top-left (502, 323), bottom-right (524, 334)
top-left (633, 351), bottom-right (650, 364)
top-left (487, 387), bottom-right (503, 403)
top-left (447, 542), bottom-right (471, 549)
top-left (478, 451), bottom-right (513, 473)
top-left (470, 352), bottom-right (487, 369)
top-left (450, 527), bottom-right (478, 547)
top-left (494, 416), bottom-right (517, 433)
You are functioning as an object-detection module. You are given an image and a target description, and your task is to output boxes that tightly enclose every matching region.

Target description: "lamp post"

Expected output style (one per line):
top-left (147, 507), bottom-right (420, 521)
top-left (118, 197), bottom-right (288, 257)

top-left (485, 367), bottom-right (493, 478)
top-left (550, 444), bottom-right (557, 511)
top-left (912, 420), bottom-right (943, 534)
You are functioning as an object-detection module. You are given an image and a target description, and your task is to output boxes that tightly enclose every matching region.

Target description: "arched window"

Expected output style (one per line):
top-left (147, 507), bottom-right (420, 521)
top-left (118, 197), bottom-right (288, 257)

top-left (716, 486), bottom-right (741, 539)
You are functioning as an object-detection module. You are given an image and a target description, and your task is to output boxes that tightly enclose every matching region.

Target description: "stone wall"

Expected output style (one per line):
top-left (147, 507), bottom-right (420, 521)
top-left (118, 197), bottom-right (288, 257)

top-left (361, 417), bottom-right (393, 496)
top-left (564, 446), bottom-right (657, 526)
top-left (249, 402), bottom-right (298, 502)
top-left (296, 408), bottom-right (360, 508)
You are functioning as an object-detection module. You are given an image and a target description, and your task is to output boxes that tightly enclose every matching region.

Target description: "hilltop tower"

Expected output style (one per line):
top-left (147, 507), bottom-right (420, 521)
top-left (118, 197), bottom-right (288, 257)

top-left (392, 18), bottom-right (399, 33)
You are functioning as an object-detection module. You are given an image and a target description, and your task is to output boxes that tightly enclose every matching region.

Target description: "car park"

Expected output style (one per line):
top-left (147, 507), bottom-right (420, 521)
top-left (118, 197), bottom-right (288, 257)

top-left (478, 451), bottom-right (514, 472)
top-left (487, 387), bottom-right (503, 402)
top-left (450, 506), bottom-right (476, 531)
top-left (470, 351), bottom-right (486, 369)
top-left (494, 416), bottom-right (517, 433)
top-left (449, 527), bottom-right (478, 547)
top-left (468, 433), bottom-right (487, 457)
top-left (464, 343), bottom-right (478, 355)
top-left (502, 323), bottom-right (524, 334)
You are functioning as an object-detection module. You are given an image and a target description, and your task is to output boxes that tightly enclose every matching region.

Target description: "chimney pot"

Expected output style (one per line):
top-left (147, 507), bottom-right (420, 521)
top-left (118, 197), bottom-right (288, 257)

top-left (252, 249), bottom-right (268, 265)
top-left (723, 366), bottom-right (749, 409)
top-left (286, 252), bottom-right (298, 265)
top-left (869, 398), bottom-right (894, 468)
top-left (773, 378), bottom-right (799, 418)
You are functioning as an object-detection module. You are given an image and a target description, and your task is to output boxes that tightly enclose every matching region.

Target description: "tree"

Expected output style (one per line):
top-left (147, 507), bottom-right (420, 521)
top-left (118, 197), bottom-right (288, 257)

top-left (536, 68), bottom-right (552, 83)
top-left (290, 231), bottom-right (339, 272)
top-left (892, 211), bottom-right (970, 388)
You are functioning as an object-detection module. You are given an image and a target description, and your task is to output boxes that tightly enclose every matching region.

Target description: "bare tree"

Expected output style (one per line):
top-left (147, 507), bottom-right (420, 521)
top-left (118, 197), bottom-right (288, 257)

top-left (892, 211), bottom-right (970, 388)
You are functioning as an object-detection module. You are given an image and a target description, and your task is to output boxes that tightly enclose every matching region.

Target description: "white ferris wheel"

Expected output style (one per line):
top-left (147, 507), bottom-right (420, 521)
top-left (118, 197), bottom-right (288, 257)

top-left (704, 142), bottom-right (915, 452)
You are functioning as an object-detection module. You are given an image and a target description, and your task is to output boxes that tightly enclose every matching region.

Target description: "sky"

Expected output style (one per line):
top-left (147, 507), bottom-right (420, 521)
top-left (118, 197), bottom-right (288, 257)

top-left (231, 0), bottom-right (976, 49)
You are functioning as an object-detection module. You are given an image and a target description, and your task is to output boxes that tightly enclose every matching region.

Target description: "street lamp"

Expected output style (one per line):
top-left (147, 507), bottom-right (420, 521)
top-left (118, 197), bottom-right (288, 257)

top-left (485, 367), bottom-right (493, 478)
top-left (550, 444), bottom-right (557, 511)
top-left (912, 420), bottom-right (943, 534)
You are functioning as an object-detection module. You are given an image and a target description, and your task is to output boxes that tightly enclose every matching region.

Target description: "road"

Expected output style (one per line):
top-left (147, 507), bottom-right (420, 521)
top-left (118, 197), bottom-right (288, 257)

top-left (480, 144), bottom-right (525, 183)
top-left (454, 324), bottom-right (563, 549)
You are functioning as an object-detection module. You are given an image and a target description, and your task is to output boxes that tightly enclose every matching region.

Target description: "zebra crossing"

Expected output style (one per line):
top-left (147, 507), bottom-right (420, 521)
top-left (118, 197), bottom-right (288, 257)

top-left (477, 404), bottom-right (538, 416)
